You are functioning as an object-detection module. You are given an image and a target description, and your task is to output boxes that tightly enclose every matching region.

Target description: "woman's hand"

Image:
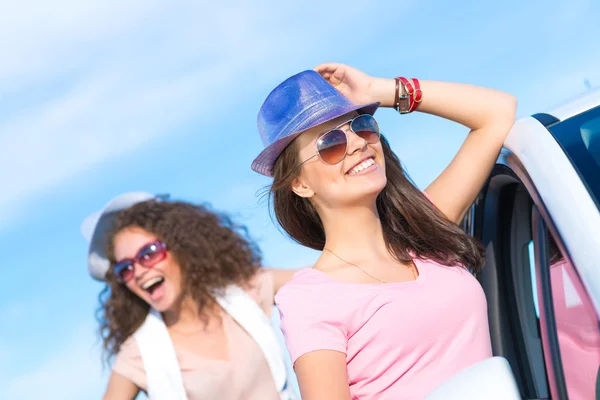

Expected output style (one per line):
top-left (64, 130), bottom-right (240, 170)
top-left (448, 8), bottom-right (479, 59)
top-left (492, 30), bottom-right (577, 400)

top-left (314, 63), bottom-right (391, 106)
top-left (315, 63), bottom-right (518, 225)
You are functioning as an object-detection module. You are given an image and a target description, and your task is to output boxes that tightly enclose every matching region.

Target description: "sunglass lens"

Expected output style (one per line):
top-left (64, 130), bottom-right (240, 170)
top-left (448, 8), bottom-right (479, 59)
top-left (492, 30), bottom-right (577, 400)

top-left (352, 115), bottom-right (380, 143)
top-left (317, 129), bottom-right (347, 164)
top-left (138, 242), bottom-right (166, 267)
top-left (114, 262), bottom-right (134, 282)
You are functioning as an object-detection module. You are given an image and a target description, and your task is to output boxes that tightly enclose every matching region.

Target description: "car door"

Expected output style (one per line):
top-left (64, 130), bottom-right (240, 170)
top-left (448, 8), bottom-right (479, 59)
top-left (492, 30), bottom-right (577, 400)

top-left (468, 164), bottom-right (551, 399)
top-left (465, 107), bottom-right (600, 399)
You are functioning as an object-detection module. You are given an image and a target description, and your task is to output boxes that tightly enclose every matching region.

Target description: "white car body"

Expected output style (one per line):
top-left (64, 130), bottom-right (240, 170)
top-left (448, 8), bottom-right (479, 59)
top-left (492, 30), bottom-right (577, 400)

top-left (441, 88), bottom-right (600, 400)
top-left (503, 87), bottom-right (600, 312)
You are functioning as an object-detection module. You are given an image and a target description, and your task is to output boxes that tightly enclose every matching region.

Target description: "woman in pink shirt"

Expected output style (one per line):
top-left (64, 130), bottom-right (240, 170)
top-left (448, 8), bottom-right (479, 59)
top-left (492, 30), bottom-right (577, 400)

top-left (250, 64), bottom-right (517, 399)
top-left (82, 193), bottom-right (297, 400)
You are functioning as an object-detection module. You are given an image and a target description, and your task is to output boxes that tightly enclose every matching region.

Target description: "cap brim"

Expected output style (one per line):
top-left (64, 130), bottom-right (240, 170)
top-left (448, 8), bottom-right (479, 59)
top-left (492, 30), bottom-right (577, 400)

top-left (251, 101), bottom-right (379, 177)
top-left (83, 192), bottom-right (158, 281)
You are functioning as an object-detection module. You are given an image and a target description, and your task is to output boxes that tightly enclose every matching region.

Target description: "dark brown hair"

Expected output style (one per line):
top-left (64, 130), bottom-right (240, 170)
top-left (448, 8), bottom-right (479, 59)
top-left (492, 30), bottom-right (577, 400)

top-left (97, 200), bottom-right (261, 362)
top-left (270, 135), bottom-right (485, 272)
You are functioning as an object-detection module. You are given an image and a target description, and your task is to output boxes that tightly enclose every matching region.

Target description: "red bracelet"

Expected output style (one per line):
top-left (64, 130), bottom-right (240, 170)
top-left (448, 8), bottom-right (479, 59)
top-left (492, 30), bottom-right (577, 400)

top-left (411, 78), bottom-right (423, 104)
top-left (397, 77), bottom-right (423, 113)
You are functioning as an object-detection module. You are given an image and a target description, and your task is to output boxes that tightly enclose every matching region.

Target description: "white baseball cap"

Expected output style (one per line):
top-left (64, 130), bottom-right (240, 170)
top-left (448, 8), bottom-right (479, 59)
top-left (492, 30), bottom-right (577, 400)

top-left (81, 191), bottom-right (169, 281)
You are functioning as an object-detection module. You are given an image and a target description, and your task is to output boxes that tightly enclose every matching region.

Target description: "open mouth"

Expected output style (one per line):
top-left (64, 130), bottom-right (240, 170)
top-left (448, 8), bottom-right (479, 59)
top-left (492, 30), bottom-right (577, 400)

top-left (347, 157), bottom-right (376, 175)
top-left (141, 276), bottom-right (165, 295)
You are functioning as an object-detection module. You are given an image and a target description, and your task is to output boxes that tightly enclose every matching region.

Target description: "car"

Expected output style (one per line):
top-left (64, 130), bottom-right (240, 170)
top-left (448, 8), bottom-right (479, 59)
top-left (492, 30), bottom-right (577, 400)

top-left (456, 87), bottom-right (600, 400)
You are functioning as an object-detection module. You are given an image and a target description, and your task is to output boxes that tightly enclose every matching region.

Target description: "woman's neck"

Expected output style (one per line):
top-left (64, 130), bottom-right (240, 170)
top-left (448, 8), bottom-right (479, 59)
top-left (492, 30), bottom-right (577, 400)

top-left (321, 203), bottom-right (389, 259)
top-left (162, 294), bottom-right (201, 327)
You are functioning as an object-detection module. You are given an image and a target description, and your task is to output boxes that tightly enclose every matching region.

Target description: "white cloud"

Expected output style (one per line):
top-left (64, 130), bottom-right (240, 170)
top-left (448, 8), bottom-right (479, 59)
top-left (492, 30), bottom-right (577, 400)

top-left (0, 62), bottom-right (236, 222)
top-left (1, 0), bottom-right (593, 228)
top-left (0, 0), bottom-right (169, 84)
top-left (0, 0), bottom-right (402, 227)
top-left (0, 2), bottom-right (269, 225)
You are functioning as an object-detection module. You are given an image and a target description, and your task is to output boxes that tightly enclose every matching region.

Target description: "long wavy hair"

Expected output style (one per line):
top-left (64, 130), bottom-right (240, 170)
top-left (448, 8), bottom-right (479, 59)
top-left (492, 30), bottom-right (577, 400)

top-left (269, 134), bottom-right (485, 272)
top-left (97, 200), bottom-right (261, 363)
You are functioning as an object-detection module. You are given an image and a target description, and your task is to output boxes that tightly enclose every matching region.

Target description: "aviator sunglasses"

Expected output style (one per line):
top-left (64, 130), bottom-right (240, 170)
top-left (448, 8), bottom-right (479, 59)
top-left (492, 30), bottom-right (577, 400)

top-left (113, 240), bottom-right (168, 283)
top-left (300, 114), bottom-right (381, 166)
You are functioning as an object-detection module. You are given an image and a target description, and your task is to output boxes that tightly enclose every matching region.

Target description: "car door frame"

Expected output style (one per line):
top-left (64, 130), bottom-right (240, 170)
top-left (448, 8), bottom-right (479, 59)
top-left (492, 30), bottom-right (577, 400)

top-left (466, 114), bottom-right (600, 399)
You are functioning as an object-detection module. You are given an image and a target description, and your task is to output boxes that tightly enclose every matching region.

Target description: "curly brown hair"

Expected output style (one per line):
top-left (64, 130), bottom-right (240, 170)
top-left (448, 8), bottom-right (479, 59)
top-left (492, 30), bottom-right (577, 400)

top-left (97, 200), bottom-right (261, 362)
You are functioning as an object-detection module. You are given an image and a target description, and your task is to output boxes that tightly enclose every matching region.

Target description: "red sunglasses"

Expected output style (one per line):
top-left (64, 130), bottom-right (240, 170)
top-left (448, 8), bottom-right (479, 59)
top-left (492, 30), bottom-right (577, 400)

top-left (113, 240), bottom-right (167, 283)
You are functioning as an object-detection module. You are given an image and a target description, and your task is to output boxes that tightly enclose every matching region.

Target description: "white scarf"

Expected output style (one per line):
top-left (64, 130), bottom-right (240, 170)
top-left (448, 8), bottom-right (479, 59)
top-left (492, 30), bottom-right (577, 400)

top-left (133, 285), bottom-right (295, 400)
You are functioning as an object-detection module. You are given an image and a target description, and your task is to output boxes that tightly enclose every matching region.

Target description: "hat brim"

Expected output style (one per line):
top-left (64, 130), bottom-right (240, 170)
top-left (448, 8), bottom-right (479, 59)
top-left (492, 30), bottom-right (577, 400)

top-left (82, 192), bottom-right (158, 281)
top-left (251, 101), bottom-right (380, 177)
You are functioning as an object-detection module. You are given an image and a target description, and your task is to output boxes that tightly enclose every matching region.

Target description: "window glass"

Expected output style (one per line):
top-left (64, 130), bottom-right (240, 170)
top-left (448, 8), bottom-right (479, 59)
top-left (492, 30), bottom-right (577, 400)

top-left (546, 230), bottom-right (600, 400)
top-left (549, 106), bottom-right (600, 208)
top-left (527, 240), bottom-right (540, 319)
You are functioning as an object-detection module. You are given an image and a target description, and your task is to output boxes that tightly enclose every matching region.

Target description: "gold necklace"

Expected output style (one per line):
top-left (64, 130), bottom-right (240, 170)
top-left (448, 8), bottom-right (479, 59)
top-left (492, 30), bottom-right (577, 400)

top-left (323, 248), bottom-right (417, 283)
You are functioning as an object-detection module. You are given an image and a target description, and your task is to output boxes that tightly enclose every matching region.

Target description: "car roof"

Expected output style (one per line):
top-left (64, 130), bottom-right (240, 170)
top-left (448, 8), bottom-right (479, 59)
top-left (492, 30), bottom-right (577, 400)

top-left (542, 86), bottom-right (600, 122)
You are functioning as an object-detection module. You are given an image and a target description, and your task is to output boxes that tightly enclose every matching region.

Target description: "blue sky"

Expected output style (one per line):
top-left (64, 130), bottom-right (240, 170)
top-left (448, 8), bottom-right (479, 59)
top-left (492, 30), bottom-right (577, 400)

top-left (0, 0), bottom-right (599, 398)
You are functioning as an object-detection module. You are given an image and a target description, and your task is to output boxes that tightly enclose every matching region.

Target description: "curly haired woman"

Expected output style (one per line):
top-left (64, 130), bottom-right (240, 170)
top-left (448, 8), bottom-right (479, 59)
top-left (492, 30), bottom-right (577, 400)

top-left (81, 192), bottom-right (298, 400)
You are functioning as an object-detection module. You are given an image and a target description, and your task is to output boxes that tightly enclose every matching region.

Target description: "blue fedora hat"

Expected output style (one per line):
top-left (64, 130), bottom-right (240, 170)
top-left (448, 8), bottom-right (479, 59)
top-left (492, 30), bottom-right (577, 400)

top-left (251, 70), bottom-right (380, 177)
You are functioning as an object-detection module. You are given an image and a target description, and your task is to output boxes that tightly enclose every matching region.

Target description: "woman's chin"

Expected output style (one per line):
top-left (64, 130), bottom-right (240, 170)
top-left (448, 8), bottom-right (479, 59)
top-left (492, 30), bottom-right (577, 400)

top-left (153, 294), bottom-right (178, 313)
top-left (353, 176), bottom-right (387, 197)
top-left (153, 303), bottom-right (171, 313)
top-left (336, 187), bottom-right (384, 207)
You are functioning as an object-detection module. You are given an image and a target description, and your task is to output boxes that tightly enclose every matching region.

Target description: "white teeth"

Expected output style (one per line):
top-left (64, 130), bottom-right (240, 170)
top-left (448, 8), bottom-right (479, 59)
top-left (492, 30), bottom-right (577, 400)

top-left (142, 277), bottom-right (163, 290)
top-left (349, 158), bottom-right (375, 175)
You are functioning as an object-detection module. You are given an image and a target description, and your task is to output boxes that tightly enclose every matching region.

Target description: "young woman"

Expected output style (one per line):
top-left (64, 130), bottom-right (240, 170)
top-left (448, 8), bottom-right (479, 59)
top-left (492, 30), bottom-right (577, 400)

top-left (251, 64), bottom-right (517, 399)
top-left (82, 192), bottom-right (297, 400)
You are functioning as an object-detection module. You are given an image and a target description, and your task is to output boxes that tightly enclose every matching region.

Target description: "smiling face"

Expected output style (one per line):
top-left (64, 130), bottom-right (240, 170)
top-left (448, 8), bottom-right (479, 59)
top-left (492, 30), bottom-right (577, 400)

top-left (112, 226), bottom-right (184, 312)
top-left (291, 112), bottom-right (387, 209)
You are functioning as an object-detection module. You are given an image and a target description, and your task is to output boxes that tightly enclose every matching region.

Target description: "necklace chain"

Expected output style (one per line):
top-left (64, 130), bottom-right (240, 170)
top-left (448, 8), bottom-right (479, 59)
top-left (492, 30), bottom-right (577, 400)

top-left (323, 248), bottom-right (417, 283)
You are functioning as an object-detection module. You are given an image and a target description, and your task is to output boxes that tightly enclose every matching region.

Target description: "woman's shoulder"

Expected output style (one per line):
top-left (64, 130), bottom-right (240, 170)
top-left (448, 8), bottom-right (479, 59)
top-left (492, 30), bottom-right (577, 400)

top-left (275, 268), bottom-right (349, 310)
top-left (116, 336), bottom-right (141, 358)
top-left (112, 336), bottom-right (147, 390)
top-left (244, 268), bottom-right (275, 316)
top-left (278, 268), bottom-right (337, 291)
top-left (275, 269), bottom-right (356, 359)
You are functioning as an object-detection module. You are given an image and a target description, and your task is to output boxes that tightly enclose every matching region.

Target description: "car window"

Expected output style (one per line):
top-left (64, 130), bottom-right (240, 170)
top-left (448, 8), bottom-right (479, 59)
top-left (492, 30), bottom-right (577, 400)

top-left (549, 105), bottom-right (600, 208)
top-left (545, 229), bottom-right (600, 400)
top-left (527, 240), bottom-right (540, 319)
top-left (581, 116), bottom-right (600, 168)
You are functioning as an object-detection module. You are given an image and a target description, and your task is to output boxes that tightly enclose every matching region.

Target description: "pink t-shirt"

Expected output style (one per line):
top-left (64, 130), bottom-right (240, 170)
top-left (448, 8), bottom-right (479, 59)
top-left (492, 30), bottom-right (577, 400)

top-left (275, 259), bottom-right (492, 400)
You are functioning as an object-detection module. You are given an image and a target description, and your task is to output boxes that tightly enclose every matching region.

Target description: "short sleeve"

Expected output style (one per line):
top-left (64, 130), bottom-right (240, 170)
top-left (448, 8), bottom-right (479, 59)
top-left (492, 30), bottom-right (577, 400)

top-left (422, 191), bottom-right (435, 205)
top-left (275, 283), bottom-right (348, 364)
top-left (246, 269), bottom-right (275, 317)
top-left (112, 337), bottom-right (147, 391)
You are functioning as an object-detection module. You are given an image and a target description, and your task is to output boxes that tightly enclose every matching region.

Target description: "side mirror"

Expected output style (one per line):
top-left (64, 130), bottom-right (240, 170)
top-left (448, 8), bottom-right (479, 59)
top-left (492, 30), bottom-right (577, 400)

top-left (426, 357), bottom-right (520, 400)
